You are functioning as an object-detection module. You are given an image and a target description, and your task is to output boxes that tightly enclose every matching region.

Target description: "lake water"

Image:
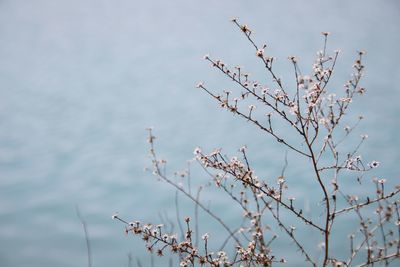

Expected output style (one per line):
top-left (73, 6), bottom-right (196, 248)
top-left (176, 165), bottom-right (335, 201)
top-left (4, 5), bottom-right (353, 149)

top-left (0, 0), bottom-right (399, 266)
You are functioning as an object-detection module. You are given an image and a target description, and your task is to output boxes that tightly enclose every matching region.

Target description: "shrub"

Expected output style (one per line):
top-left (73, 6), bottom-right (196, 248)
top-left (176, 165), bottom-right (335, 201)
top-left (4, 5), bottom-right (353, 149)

top-left (113, 18), bottom-right (400, 266)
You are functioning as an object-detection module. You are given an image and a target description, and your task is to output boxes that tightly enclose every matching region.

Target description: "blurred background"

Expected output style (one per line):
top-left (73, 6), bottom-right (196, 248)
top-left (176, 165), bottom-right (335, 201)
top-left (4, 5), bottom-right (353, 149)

top-left (0, 0), bottom-right (399, 266)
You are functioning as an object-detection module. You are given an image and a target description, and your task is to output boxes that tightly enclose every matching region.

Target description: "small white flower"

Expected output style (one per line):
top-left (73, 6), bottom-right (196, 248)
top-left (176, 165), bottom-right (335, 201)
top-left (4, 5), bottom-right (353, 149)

top-left (319, 117), bottom-right (328, 125)
top-left (251, 232), bottom-right (261, 240)
top-left (289, 103), bottom-right (298, 115)
top-left (217, 251), bottom-right (227, 257)
top-left (202, 233), bottom-right (209, 240)
top-left (348, 195), bottom-right (358, 202)
top-left (196, 81), bottom-right (204, 88)
top-left (256, 49), bottom-right (264, 57)
top-left (288, 56), bottom-right (298, 62)
top-left (193, 147), bottom-right (202, 155)
top-left (210, 148), bottom-right (221, 156)
top-left (340, 97), bottom-right (352, 103)
top-left (297, 75), bottom-right (304, 84)
top-left (369, 161), bottom-right (380, 169)
top-left (346, 158), bottom-right (354, 170)
top-left (240, 24), bottom-right (251, 33)
top-left (143, 224), bottom-right (152, 231)
top-left (378, 179), bottom-right (386, 184)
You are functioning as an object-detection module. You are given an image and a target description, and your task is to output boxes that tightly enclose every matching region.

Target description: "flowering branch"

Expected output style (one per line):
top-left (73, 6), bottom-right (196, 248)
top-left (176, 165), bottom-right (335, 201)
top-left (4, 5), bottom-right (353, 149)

top-left (113, 18), bottom-right (400, 267)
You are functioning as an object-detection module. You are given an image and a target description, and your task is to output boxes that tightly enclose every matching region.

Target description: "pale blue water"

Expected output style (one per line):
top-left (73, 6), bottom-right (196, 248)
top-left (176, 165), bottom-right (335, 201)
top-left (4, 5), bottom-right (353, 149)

top-left (0, 0), bottom-right (399, 266)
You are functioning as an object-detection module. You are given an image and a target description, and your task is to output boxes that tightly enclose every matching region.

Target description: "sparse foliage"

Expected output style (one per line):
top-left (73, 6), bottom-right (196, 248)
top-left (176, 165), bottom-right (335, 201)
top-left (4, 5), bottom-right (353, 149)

top-left (114, 19), bottom-right (400, 266)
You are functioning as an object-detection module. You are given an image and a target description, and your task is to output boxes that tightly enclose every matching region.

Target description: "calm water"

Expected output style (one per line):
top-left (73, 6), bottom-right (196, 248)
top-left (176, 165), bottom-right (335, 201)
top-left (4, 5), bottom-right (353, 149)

top-left (0, 0), bottom-right (399, 266)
